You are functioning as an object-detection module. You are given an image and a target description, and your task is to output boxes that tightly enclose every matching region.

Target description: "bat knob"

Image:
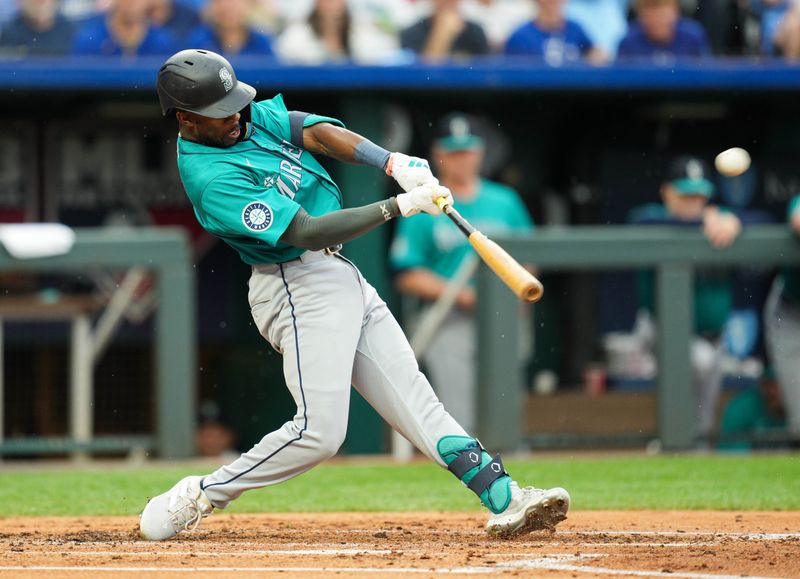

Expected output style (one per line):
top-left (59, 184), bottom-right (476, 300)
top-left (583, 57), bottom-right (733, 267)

top-left (435, 197), bottom-right (450, 212)
top-left (523, 281), bottom-right (544, 303)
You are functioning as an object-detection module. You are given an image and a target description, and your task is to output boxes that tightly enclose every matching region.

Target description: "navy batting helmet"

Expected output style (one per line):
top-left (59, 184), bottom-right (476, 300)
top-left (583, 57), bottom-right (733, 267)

top-left (156, 49), bottom-right (256, 118)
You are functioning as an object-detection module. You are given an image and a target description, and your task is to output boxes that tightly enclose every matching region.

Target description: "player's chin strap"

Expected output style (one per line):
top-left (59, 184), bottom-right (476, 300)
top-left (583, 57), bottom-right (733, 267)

top-left (437, 436), bottom-right (512, 514)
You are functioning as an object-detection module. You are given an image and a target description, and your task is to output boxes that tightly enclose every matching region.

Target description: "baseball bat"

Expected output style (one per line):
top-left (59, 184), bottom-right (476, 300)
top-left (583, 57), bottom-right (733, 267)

top-left (436, 197), bottom-right (543, 303)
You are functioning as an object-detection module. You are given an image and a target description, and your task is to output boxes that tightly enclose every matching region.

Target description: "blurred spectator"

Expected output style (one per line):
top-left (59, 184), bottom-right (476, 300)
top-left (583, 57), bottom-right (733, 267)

top-left (628, 156), bottom-right (742, 447)
top-left (772, 1), bottom-right (800, 59)
top-left (763, 193), bottom-right (800, 440)
top-left (717, 366), bottom-right (787, 451)
top-left (389, 113), bottom-right (534, 433)
top-left (750, 0), bottom-right (790, 56)
top-left (149, 0), bottom-right (201, 44)
top-left (616, 0), bottom-right (711, 60)
top-left (177, 0), bottom-right (211, 9)
top-left (61, 0), bottom-right (99, 20)
top-left (185, 0), bottom-right (274, 57)
top-left (0, 0), bottom-right (76, 56)
top-left (504, 0), bottom-right (606, 65)
top-left (72, 0), bottom-right (178, 56)
top-left (462, 0), bottom-right (534, 51)
top-left (276, 0), bottom-right (401, 64)
top-left (0, 1), bottom-right (18, 25)
top-left (694, 0), bottom-right (744, 55)
top-left (565, 0), bottom-right (629, 58)
top-left (400, 0), bottom-right (490, 60)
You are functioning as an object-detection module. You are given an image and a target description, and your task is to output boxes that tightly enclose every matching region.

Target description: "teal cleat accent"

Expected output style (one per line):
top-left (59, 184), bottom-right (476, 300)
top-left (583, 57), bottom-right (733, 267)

top-left (437, 435), bottom-right (511, 514)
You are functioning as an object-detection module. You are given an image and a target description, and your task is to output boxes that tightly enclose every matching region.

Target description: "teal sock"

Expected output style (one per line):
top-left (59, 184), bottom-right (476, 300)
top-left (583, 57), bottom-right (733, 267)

top-left (437, 435), bottom-right (511, 514)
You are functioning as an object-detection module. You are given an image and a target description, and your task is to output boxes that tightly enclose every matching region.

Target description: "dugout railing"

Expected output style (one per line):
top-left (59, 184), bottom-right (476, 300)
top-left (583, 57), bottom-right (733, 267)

top-left (476, 225), bottom-right (800, 451)
top-left (0, 227), bottom-right (195, 459)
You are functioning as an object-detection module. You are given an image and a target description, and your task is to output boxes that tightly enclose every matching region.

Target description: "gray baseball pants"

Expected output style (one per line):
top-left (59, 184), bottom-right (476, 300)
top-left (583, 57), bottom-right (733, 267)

top-left (201, 250), bottom-right (468, 508)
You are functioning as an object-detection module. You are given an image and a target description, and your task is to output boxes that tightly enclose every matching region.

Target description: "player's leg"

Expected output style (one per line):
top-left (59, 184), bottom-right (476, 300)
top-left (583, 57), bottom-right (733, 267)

top-left (691, 336), bottom-right (725, 445)
top-left (422, 310), bottom-right (476, 433)
top-left (349, 270), bottom-right (569, 537)
top-left (764, 279), bottom-right (800, 435)
top-left (141, 256), bottom-right (364, 539)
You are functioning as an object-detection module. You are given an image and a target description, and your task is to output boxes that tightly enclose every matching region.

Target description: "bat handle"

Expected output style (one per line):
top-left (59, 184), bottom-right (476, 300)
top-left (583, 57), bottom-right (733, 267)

top-left (435, 196), bottom-right (452, 213)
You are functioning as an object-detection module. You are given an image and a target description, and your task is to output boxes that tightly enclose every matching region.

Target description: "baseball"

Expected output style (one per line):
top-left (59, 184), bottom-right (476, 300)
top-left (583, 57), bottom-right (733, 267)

top-left (715, 147), bottom-right (751, 177)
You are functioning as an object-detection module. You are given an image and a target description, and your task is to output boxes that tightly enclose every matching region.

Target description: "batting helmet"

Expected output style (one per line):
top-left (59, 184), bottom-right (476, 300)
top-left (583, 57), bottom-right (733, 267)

top-left (156, 49), bottom-right (256, 118)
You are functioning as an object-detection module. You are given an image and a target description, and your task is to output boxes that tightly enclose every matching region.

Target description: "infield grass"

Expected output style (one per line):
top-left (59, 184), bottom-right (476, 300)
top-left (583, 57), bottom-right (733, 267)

top-left (0, 454), bottom-right (798, 517)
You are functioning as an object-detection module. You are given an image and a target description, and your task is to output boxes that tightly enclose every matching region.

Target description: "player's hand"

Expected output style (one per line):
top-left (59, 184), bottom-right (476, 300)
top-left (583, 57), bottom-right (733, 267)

top-left (702, 207), bottom-right (741, 249)
top-left (387, 152), bottom-right (438, 192)
top-left (396, 184), bottom-right (453, 217)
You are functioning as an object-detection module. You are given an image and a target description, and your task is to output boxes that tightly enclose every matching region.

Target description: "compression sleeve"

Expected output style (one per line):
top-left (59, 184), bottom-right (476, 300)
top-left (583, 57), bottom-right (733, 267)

top-left (281, 198), bottom-right (401, 250)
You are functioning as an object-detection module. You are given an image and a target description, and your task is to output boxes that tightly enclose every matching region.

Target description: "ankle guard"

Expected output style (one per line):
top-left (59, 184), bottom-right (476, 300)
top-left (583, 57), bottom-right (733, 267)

top-left (437, 436), bottom-right (511, 514)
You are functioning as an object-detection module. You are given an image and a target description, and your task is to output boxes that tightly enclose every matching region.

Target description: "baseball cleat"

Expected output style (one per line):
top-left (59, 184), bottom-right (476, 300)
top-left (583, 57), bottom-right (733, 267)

top-left (139, 476), bottom-right (214, 541)
top-left (486, 482), bottom-right (570, 538)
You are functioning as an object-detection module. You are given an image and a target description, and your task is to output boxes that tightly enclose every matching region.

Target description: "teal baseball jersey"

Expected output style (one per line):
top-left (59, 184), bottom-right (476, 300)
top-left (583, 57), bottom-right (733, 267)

top-left (177, 94), bottom-right (345, 264)
top-left (389, 179), bottom-right (533, 281)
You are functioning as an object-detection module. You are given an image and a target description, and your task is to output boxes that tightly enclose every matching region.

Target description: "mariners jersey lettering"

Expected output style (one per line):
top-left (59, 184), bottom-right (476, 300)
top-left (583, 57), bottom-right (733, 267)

top-left (177, 94), bottom-right (345, 264)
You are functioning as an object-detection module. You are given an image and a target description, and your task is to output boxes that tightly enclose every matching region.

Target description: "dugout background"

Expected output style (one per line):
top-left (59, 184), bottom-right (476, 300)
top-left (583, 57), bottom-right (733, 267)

top-left (1, 68), bottom-right (798, 454)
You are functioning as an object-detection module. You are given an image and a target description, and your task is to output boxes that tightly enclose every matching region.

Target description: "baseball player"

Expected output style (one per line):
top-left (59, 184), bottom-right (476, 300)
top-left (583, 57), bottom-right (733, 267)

top-left (390, 112), bottom-right (534, 434)
top-left (140, 49), bottom-right (569, 541)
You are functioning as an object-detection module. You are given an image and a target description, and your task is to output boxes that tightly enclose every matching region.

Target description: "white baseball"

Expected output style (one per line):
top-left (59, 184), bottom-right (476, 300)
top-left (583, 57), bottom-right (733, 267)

top-left (715, 147), bottom-right (751, 177)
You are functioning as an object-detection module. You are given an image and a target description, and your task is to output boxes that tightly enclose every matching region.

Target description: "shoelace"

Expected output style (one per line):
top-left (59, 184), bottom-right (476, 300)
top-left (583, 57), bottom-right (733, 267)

top-left (184, 499), bottom-right (205, 532)
top-left (169, 497), bottom-right (206, 533)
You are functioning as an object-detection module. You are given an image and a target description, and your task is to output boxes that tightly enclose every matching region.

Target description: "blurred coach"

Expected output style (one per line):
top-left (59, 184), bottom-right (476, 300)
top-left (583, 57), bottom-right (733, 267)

top-left (390, 113), bottom-right (534, 433)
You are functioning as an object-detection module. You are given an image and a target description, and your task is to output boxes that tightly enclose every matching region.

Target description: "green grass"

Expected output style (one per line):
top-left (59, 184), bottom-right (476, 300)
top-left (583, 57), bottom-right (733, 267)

top-left (1, 454), bottom-right (798, 517)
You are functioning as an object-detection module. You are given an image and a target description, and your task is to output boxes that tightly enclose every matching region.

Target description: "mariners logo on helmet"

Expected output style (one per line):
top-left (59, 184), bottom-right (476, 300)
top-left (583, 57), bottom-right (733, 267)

top-left (242, 201), bottom-right (273, 232)
top-left (219, 67), bottom-right (234, 92)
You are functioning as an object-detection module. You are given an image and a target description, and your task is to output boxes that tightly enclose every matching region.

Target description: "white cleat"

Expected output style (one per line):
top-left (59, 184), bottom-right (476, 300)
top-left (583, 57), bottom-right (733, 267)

top-left (139, 476), bottom-right (214, 541)
top-left (486, 482), bottom-right (570, 538)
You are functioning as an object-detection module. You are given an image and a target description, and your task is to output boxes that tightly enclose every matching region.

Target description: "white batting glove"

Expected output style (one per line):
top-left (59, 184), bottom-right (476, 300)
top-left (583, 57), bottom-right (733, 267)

top-left (388, 152), bottom-right (438, 192)
top-left (396, 184), bottom-right (453, 217)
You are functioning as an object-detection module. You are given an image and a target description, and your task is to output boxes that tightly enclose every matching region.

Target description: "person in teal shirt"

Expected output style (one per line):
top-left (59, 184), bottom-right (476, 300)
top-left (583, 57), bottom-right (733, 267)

top-left (764, 193), bottom-right (800, 440)
top-left (390, 113), bottom-right (534, 433)
top-left (627, 155), bottom-right (742, 446)
top-left (140, 50), bottom-right (571, 542)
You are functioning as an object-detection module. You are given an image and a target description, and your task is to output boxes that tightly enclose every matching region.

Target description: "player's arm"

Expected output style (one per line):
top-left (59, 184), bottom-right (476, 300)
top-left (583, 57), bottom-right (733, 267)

top-left (702, 205), bottom-right (741, 249)
top-left (301, 122), bottom-right (378, 165)
top-left (300, 121), bottom-right (438, 192)
top-left (395, 268), bottom-right (476, 310)
top-left (281, 184), bottom-right (453, 250)
top-left (281, 200), bottom-right (400, 250)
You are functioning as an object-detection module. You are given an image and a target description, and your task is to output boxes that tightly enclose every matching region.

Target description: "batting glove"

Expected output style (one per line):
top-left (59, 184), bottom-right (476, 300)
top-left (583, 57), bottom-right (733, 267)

top-left (396, 184), bottom-right (454, 217)
top-left (387, 152), bottom-right (438, 192)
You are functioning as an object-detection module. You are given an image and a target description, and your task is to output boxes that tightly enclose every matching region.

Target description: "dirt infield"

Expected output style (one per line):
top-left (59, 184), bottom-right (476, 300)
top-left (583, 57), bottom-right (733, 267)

top-left (0, 511), bottom-right (797, 578)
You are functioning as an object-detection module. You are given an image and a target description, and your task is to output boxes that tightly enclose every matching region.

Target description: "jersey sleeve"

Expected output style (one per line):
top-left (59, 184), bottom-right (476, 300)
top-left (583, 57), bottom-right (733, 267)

top-left (199, 171), bottom-right (300, 247)
top-left (287, 110), bottom-right (346, 148)
top-left (253, 95), bottom-right (345, 149)
top-left (788, 194), bottom-right (800, 220)
top-left (389, 216), bottom-right (435, 272)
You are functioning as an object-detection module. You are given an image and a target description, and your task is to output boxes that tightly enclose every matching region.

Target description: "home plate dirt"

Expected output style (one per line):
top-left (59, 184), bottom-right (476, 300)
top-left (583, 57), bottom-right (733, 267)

top-left (0, 511), bottom-right (798, 578)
